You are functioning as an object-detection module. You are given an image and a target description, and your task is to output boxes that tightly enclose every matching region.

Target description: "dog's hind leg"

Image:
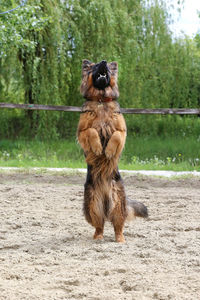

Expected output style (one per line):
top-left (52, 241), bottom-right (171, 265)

top-left (113, 220), bottom-right (125, 243)
top-left (93, 226), bottom-right (104, 240)
top-left (84, 179), bottom-right (105, 240)
top-left (90, 193), bottom-right (105, 240)
top-left (111, 208), bottom-right (126, 243)
top-left (110, 178), bottom-right (127, 243)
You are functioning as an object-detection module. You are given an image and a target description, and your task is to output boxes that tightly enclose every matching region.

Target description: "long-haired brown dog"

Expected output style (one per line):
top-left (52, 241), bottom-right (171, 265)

top-left (77, 59), bottom-right (148, 242)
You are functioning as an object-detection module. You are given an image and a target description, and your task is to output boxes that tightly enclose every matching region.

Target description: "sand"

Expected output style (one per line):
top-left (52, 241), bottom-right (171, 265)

top-left (0, 171), bottom-right (199, 300)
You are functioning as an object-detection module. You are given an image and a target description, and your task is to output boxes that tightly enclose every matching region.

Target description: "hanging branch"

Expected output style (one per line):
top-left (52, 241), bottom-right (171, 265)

top-left (0, 0), bottom-right (27, 15)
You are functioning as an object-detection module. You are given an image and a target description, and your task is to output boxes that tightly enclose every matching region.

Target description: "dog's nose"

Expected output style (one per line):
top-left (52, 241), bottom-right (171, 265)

top-left (101, 60), bottom-right (107, 65)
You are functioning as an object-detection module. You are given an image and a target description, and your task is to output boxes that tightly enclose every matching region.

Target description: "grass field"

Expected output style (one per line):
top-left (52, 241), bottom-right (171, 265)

top-left (0, 136), bottom-right (199, 171)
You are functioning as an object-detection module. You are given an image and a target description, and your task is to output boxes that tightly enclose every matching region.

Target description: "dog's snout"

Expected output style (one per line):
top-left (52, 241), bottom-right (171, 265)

top-left (92, 60), bottom-right (110, 89)
top-left (101, 60), bottom-right (107, 65)
top-left (98, 60), bottom-right (108, 73)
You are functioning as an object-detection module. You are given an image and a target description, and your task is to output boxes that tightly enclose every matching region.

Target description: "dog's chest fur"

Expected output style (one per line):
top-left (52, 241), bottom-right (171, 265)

top-left (82, 100), bottom-right (121, 148)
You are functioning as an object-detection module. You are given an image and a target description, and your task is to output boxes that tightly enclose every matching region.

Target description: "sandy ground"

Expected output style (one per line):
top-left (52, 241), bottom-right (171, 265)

top-left (0, 171), bottom-right (199, 300)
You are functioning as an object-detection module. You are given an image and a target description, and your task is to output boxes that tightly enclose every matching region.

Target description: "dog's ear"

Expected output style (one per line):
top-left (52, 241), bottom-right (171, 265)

top-left (109, 61), bottom-right (118, 69)
top-left (82, 59), bottom-right (93, 70)
top-left (80, 60), bottom-right (94, 96)
top-left (108, 61), bottom-right (118, 76)
top-left (82, 59), bottom-right (94, 78)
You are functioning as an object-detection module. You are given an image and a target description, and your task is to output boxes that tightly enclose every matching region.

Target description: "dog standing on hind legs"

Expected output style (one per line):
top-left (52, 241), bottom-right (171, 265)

top-left (77, 59), bottom-right (148, 242)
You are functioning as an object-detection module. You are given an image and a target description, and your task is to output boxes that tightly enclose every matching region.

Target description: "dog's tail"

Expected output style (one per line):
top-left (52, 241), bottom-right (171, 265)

top-left (126, 199), bottom-right (148, 221)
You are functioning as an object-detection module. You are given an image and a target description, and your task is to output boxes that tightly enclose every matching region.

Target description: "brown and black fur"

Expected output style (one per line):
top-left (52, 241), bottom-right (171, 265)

top-left (77, 59), bottom-right (148, 242)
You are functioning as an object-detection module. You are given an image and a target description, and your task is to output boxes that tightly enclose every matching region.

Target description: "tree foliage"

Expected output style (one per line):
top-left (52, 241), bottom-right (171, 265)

top-left (0, 0), bottom-right (200, 139)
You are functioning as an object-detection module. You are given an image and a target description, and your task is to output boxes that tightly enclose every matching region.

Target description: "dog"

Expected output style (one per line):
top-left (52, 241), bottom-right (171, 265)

top-left (77, 59), bottom-right (148, 242)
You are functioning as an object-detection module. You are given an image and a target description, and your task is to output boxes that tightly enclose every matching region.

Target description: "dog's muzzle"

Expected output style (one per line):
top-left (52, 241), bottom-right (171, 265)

top-left (93, 60), bottom-right (110, 90)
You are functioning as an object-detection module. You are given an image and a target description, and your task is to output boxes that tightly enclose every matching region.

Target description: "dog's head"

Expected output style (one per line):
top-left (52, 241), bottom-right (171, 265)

top-left (92, 60), bottom-right (110, 90)
top-left (80, 59), bottom-right (119, 101)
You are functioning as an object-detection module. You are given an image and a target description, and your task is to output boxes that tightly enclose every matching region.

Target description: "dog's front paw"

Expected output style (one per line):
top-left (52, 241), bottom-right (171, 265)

top-left (105, 145), bottom-right (116, 159)
top-left (91, 142), bottom-right (103, 156)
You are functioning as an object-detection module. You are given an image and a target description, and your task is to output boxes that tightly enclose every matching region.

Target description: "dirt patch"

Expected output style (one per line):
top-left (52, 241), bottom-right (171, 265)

top-left (0, 172), bottom-right (199, 300)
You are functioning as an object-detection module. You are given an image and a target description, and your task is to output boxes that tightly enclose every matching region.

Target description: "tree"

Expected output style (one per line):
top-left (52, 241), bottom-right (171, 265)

top-left (0, 0), bottom-right (199, 139)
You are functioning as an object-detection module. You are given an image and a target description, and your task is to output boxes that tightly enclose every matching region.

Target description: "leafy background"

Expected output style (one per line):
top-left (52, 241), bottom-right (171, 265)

top-left (0, 0), bottom-right (200, 141)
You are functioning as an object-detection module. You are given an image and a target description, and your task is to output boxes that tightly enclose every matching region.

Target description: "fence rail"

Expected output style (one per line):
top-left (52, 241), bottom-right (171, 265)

top-left (0, 102), bottom-right (200, 115)
top-left (0, 103), bottom-right (81, 112)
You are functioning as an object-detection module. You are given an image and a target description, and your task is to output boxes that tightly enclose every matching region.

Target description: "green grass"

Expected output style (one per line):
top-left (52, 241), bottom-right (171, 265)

top-left (0, 136), bottom-right (199, 171)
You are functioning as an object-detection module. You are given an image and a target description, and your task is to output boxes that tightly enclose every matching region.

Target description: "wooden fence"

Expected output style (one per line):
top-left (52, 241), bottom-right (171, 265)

top-left (0, 102), bottom-right (200, 115)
